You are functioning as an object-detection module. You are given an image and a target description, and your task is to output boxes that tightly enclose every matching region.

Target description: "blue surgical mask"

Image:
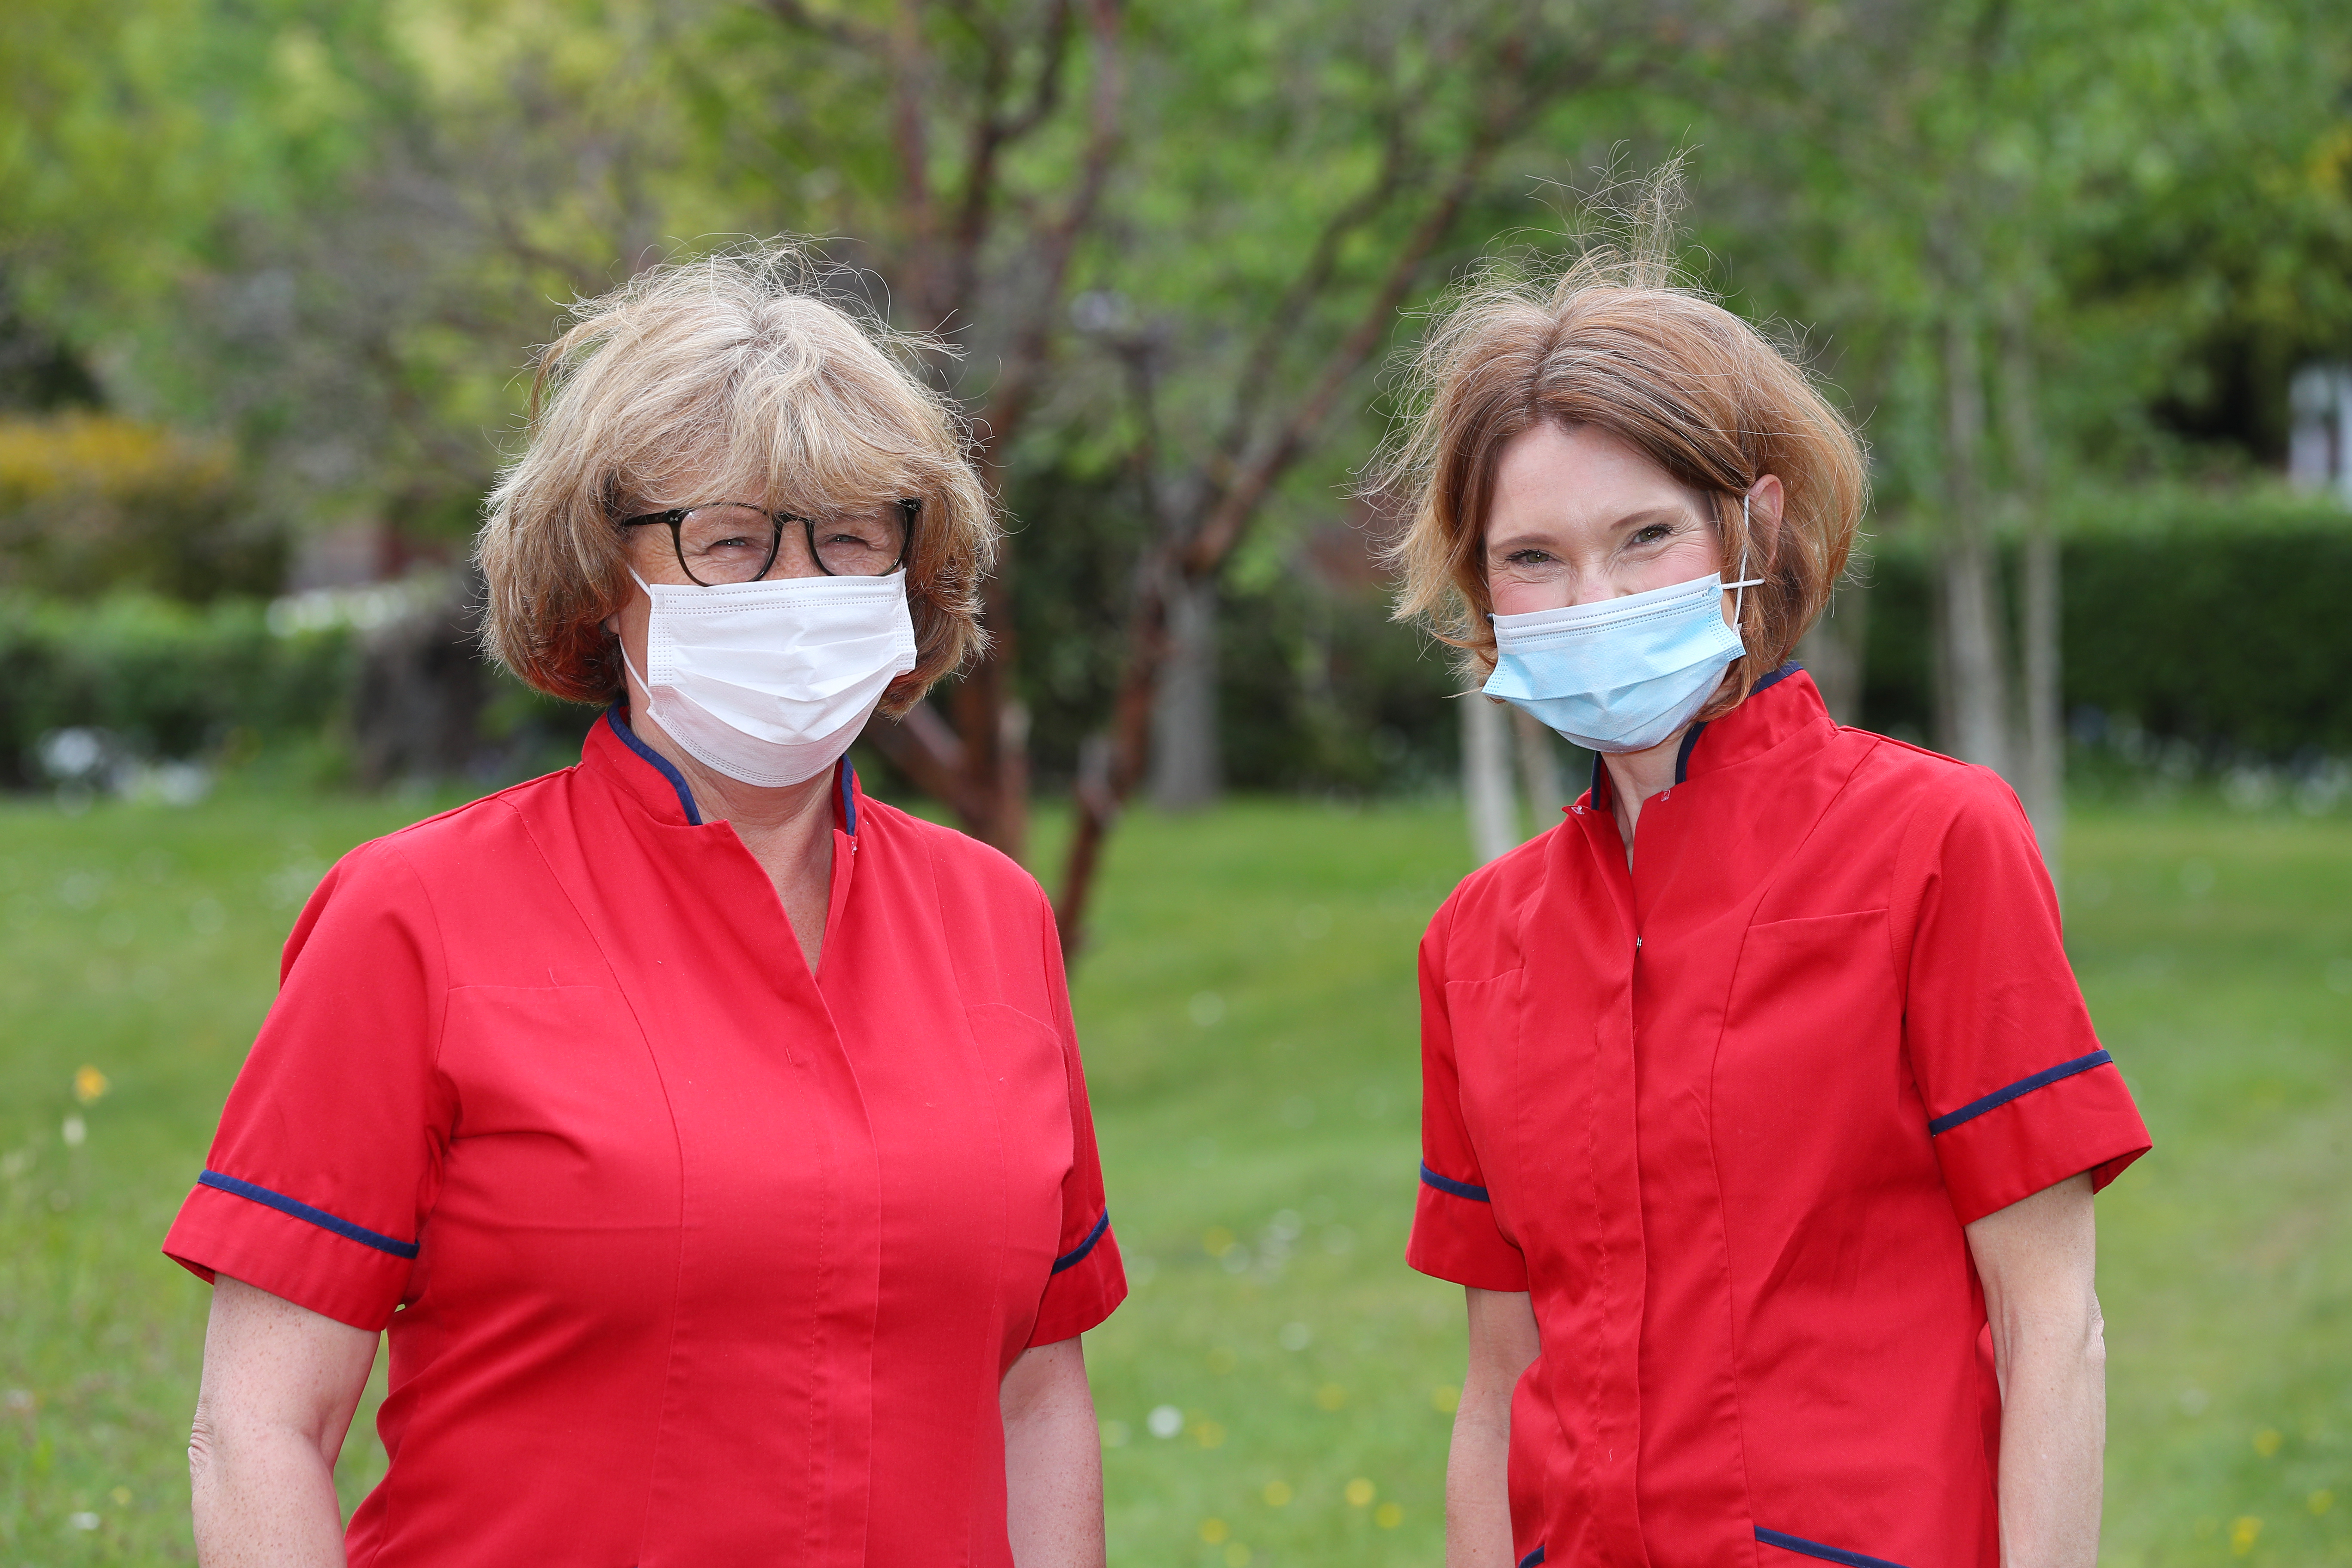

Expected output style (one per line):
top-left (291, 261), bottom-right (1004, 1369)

top-left (1483, 552), bottom-right (1762, 755)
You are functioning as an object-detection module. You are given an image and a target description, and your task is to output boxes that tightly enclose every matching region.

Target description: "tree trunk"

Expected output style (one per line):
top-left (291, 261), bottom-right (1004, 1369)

top-left (2002, 304), bottom-right (2062, 870)
top-left (1148, 575), bottom-right (1220, 810)
top-left (1796, 577), bottom-right (1869, 728)
top-left (1510, 707), bottom-right (1565, 826)
top-left (350, 570), bottom-right (489, 788)
top-left (1463, 694), bottom-right (1518, 865)
top-left (1938, 310), bottom-right (2012, 778)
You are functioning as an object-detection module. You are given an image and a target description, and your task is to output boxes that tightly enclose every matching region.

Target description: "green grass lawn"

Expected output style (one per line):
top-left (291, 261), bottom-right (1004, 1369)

top-left (2, 781), bottom-right (2348, 1565)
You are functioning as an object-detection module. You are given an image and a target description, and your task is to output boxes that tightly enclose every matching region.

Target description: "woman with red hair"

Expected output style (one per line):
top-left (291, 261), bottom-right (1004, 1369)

top-left (1382, 226), bottom-right (2148, 1568)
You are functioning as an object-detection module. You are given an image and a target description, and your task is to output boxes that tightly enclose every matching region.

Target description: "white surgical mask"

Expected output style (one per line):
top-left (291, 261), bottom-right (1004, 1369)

top-left (620, 568), bottom-right (918, 787)
top-left (1483, 532), bottom-right (1764, 755)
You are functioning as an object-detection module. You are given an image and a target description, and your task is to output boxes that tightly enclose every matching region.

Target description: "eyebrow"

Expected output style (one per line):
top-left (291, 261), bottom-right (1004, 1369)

top-left (1486, 505), bottom-right (1697, 552)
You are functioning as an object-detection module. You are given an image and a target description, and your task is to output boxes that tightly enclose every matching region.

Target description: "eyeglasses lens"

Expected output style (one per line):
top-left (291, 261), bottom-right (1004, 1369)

top-left (805, 508), bottom-right (909, 577)
top-left (675, 507), bottom-right (780, 585)
top-left (672, 505), bottom-right (907, 583)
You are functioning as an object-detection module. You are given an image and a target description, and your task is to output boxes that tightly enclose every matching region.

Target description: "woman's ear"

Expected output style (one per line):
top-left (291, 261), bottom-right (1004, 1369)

top-left (1746, 475), bottom-right (1787, 566)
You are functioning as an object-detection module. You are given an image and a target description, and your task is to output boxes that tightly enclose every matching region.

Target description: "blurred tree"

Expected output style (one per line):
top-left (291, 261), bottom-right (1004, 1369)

top-left (1044, 0), bottom-right (1723, 943)
top-left (1698, 0), bottom-right (2352, 862)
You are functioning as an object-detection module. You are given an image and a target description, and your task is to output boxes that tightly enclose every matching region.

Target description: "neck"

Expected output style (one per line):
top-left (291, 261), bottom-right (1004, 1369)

top-left (1599, 727), bottom-right (1688, 862)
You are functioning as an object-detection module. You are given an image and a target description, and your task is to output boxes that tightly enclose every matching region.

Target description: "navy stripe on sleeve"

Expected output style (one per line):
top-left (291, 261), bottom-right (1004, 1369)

top-left (197, 1170), bottom-right (421, 1259)
top-left (1926, 1050), bottom-right (2114, 1136)
top-left (1518, 1547), bottom-right (1546, 1568)
top-left (1756, 1527), bottom-right (1912, 1568)
top-left (1420, 1162), bottom-right (1491, 1202)
top-left (1051, 1211), bottom-right (1111, 1274)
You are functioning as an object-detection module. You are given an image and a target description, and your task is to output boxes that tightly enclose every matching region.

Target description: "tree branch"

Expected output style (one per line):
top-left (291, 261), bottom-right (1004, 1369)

top-left (969, 0), bottom-right (1121, 458)
top-left (763, 0), bottom-right (887, 53)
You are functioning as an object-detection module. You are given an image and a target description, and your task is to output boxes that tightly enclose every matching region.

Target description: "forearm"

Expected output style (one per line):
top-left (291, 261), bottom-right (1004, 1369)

top-left (1445, 1397), bottom-right (1516, 1568)
top-left (1449, 1288), bottom-right (1538, 1568)
top-left (1001, 1339), bottom-right (1106, 1568)
top-left (190, 1407), bottom-right (350, 1568)
top-left (1967, 1173), bottom-right (2105, 1568)
top-left (1994, 1304), bottom-right (2106, 1568)
top-left (190, 1276), bottom-right (374, 1568)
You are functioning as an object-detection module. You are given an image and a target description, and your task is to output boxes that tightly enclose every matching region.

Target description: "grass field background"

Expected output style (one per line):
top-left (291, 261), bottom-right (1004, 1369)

top-left (2, 776), bottom-right (2348, 1565)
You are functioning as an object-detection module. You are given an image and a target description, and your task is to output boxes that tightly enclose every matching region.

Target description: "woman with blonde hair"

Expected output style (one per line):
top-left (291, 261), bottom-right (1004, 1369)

top-left (1385, 215), bottom-right (2149, 1568)
top-left (166, 248), bottom-right (1125, 1568)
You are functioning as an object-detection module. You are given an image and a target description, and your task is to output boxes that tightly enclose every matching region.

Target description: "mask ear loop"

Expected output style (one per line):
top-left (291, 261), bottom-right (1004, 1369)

top-left (1727, 491), bottom-right (1767, 622)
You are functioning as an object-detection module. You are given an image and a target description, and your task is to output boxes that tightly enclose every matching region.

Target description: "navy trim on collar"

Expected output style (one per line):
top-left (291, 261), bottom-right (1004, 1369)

top-left (1673, 721), bottom-right (1709, 785)
top-left (1673, 661), bottom-right (1803, 784)
top-left (1518, 1548), bottom-right (1546, 1568)
top-left (836, 756), bottom-right (858, 837)
top-left (603, 704), bottom-right (701, 826)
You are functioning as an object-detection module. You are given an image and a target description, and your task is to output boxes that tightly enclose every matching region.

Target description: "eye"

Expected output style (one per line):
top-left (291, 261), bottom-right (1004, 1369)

top-left (1501, 547), bottom-right (1554, 567)
top-left (1629, 523), bottom-right (1675, 546)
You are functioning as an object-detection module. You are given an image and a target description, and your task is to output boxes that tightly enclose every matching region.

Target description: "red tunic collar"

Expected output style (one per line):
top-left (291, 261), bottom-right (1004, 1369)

top-left (580, 703), bottom-right (864, 840)
top-left (1583, 662), bottom-right (1831, 813)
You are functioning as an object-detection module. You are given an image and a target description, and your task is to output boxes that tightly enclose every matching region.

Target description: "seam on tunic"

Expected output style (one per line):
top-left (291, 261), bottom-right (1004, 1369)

top-left (1418, 1163), bottom-right (1491, 1202)
top-left (1517, 1547), bottom-right (1545, 1568)
top-left (196, 1170), bottom-right (421, 1257)
top-left (506, 786), bottom-right (692, 1560)
top-left (1927, 1050), bottom-right (2113, 1135)
top-left (1755, 1525), bottom-right (1913, 1568)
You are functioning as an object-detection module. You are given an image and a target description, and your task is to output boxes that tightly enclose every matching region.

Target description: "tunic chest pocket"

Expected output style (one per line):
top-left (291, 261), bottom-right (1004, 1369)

top-left (438, 985), bottom-right (677, 1223)
top-left (1715, 910), bottom-right (1905, 1160)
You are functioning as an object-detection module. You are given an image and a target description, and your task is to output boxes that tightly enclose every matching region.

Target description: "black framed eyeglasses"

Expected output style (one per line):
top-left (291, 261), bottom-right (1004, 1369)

top-left (619, 498), bottom-right (919, 585)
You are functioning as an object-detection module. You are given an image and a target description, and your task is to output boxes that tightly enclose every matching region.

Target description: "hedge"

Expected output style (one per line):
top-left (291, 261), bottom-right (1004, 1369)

top-left (1856, 490), bottom-right (2352, 759)
top-left (0, 594), bottom-right (353, 787)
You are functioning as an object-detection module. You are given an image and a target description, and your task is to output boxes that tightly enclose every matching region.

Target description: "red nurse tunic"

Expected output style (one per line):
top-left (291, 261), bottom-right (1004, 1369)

top-left (164, 709), bottom-right (1126, 1567)
top-left (1408, 668), bottom-right (2150, 1568)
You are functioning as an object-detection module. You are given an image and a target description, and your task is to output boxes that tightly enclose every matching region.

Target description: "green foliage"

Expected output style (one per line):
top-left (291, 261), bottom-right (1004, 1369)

top-left (1001, 454), bottom-right (1460, 794)
top-left (0, 415), bottom-right (284, 601)
top-left (5, 791), bottom-right (2350, 1562)
top-left (1857, 492), bottom-right (2352, 756)
top-left (0, 595), bottom-right (352, 785)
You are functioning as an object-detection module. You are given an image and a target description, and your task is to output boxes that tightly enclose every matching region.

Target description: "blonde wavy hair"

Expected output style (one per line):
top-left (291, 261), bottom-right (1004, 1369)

top-left (1376, 182), bottom-right (1867, 720)
top-left (477, 244), bottom-right (997, 712)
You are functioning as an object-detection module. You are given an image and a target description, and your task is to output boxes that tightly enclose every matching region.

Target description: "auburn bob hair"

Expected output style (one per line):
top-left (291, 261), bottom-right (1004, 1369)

top-left (1378, 197), bottom-right (1867, 722)
top-left (477, 245), bottom-right (996, 713)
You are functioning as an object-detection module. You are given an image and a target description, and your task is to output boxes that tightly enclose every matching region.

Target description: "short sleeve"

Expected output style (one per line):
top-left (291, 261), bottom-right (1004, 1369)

top-left (1900, 771), bottom-right (2151, 1226)
top-left (1026, 905), bottom-right (1127, 1347)
top-left (1407, 901), bottom-right (1530, 1291)
top-left (162, 839), bottom-right (453, 1330)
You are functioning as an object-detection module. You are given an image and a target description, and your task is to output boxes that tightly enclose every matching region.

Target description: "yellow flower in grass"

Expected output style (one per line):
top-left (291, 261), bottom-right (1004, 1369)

top-left (2230, 1516), bottom-right (2261, 1555)
top-left (74, 1066), bottom-right (109, 1104)
top-left (1344, 1478), bottom-right (1375, 1507)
